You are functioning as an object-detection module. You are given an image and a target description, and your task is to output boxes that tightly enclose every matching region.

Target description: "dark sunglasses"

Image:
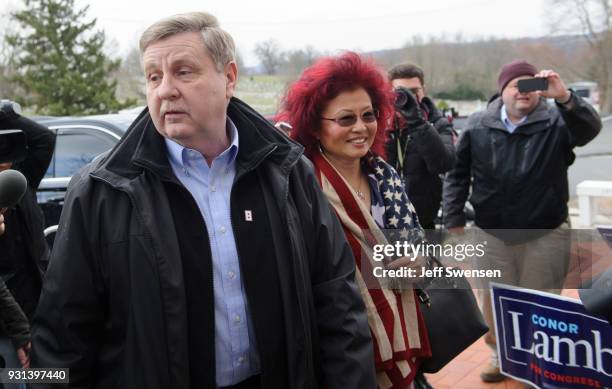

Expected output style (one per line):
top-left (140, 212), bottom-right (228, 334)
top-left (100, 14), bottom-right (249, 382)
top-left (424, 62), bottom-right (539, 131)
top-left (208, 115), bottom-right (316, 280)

top-left (321, 109), bottom-right (378, 127)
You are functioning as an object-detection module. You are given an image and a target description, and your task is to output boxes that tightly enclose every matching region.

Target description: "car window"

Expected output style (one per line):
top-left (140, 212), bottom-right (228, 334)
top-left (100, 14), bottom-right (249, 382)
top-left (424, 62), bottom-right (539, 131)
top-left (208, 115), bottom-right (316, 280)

top-left (574, 89), bottom-right (590, 99)
top-left (44, 129), bottom-right (57, 178)
top-left (51, 129), bottom-right (117, 178)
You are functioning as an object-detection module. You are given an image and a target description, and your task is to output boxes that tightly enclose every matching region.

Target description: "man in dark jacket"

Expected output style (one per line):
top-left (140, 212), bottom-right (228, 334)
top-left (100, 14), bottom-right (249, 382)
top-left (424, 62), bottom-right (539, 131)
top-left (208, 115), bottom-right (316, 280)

top-left (0, 109), bottom-right (54, 320)
top-left (443, 60), bottom-right (601, 382)
top-left (0, 103), bottom-right (54, 383)
top-left (386, 63), bottom-right (456, 231)
top-left (31, 12), bottom-right (375, 389)
top-left (0, 208), bottom-right (32, 387)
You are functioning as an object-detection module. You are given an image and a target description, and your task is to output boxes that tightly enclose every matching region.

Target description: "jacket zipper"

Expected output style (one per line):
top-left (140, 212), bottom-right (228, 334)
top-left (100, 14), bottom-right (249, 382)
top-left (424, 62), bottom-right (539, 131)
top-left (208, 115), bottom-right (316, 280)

top-left (490, 137), bottom-right (497, 170)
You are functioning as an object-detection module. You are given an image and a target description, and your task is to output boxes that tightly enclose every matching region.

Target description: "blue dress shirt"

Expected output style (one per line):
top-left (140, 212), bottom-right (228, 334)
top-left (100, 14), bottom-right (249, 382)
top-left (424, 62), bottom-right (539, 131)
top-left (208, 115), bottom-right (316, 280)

top-left (165, 119), bottom-right (260, 386)
top-left (501, 104), bottom-right (528, 133)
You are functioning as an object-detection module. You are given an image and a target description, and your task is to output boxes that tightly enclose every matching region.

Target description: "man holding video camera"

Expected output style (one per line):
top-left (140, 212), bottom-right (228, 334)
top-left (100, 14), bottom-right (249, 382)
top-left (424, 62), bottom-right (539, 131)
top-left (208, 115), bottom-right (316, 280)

top-left (0, 100), bottom-right (55, 382)
top-left (443, 60), bottom-right (602, 382)
top-left (386, 63), bottom-right (456, 232)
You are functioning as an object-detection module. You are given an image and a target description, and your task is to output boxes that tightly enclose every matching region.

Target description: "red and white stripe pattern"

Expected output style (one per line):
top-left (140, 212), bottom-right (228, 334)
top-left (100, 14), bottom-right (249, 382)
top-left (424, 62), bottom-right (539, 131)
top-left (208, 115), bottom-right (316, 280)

top-left (312, 152), bottom-right (431, 388)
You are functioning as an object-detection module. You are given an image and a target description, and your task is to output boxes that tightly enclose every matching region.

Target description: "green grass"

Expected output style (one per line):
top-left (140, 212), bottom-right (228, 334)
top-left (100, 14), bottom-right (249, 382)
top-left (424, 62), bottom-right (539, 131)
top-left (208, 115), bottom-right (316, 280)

top-left (234, 75), bottom-right (291, 116)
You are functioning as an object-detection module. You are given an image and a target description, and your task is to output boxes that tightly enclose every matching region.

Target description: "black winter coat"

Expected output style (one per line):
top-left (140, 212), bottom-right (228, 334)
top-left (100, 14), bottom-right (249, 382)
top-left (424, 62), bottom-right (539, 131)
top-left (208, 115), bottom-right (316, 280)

top-left (443, 93), bottom-right (601, 231)
top-left (386, 97), bottom-right (456, 229)
top-left (0, 115), bottom-right (54, 320)
top-left (31, 99), bottom-right (376, 389)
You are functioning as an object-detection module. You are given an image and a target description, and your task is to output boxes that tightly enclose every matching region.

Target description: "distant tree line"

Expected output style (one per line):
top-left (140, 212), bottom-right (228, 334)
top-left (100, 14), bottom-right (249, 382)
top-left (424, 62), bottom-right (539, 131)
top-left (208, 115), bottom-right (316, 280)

top-left (371, 34), bottom-right (594, 102)
top-left (1, 0), bottom-right (610, 115)
top-left (251, 0), bottom-right (610, 112)
top-left (251, 34), bottom-right (600, 104)
top-left (253, 39), bottom-right (322, 77)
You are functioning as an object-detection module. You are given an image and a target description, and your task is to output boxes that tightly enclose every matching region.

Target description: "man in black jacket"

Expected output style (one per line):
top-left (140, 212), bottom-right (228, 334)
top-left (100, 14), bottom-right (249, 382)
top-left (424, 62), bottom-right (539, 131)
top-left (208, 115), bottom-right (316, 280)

top-left (0, 107), bottom-right (53, 320)
top-left (31, 12), bottom-right (375, 389)
top-left (0, 206), bottom-right (32, 384)
top-left (0, 104), bottom-right (54, 383)
top-left (386, 63), bottom-right (456, 232)
top-left (443, 60), bottom-right (601, 382)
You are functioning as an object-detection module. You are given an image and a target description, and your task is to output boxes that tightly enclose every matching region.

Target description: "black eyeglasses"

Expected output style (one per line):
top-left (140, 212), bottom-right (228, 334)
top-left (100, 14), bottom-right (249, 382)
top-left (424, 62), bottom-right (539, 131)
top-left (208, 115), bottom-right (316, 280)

top-left (321, 109), bottom-right (378, 127)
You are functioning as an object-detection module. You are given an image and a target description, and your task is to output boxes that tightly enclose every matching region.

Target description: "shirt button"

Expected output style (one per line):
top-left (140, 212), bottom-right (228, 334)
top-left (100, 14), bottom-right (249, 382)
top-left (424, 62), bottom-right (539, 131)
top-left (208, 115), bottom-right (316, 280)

top-left (220, 226), bottom-right (226, 234)
top-left (238, 356), bottom-right (245, 364)
top-left (228, 271), bottom-right (236, 279)
top-left (234, 314), bottom-right (241, 323)
top-left (211, 185), bottom-right (216, 192)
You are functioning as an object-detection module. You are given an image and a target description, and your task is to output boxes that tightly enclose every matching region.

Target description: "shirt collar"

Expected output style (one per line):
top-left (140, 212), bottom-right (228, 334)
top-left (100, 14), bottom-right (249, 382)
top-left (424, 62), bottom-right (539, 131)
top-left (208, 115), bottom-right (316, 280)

top-left (501, 104), bottom-right (527, 129)
top-left (165, 117), bottom-right (239, 168)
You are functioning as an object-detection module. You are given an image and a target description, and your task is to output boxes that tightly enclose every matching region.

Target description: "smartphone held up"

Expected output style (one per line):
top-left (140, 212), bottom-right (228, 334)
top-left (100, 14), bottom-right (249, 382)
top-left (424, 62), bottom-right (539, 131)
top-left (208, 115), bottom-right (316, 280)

top-left (517, 77), bottom-right (548, 93)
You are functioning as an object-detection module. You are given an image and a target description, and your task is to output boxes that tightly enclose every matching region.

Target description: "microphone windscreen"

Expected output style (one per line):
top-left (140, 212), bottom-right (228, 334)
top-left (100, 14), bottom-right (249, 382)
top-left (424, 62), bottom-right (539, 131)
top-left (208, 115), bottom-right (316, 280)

top-left (0, 169), bottom-right (27, 208)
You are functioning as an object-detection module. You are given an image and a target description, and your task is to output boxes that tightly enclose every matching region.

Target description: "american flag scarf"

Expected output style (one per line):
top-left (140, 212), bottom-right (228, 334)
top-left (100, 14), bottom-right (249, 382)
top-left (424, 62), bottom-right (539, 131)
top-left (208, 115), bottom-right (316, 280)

top-left (311, 151), bottom-right (431, 389)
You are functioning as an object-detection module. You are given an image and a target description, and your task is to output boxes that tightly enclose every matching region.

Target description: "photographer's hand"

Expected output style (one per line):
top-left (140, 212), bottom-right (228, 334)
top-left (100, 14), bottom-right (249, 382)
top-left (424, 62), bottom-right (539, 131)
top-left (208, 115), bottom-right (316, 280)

top-left (17, 341), bottom-right (31, 368)
top-left (420, 96), bottom-right (442, 123)
top-left (395, 87), bottom-right (427, 129)
top-left (536, 70), bottom-right (571, 103)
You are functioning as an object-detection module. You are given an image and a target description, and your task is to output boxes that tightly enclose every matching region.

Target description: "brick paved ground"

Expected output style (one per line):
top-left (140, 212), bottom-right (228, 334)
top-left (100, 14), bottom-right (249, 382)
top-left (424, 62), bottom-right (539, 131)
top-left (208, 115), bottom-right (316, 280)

top-left (425, 336), bottom-right (526, 389)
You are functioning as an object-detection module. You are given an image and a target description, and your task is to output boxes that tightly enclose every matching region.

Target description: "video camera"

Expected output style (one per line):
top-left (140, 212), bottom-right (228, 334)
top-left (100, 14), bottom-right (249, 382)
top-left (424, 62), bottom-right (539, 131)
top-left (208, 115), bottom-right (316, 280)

top-left (394, 87), bottom-right (411, 110)
top-left (0, 100), bottom-right (27, 164)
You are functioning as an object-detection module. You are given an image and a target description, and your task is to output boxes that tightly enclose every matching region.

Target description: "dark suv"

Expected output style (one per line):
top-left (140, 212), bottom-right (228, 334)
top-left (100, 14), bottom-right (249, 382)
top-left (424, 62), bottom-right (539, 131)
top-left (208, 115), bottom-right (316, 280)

top-left (35, 111), bottom-right (139, 241)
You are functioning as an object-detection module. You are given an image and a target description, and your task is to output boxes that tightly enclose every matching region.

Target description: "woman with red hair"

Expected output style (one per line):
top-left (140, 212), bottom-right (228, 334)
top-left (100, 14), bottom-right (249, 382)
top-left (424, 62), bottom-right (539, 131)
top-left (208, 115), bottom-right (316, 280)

top-left (277, 52), bottom-right (431, 388)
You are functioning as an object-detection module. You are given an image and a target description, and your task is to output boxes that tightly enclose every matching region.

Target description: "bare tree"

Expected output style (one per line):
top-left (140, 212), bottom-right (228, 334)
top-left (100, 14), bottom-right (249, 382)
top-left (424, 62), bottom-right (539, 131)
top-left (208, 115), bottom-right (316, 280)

top-left (550, 0), bottom-right (612, 113)
top-left (254, 39), bottom-right (284, 75)
top-left (283, 46), bottom-right (320, 76)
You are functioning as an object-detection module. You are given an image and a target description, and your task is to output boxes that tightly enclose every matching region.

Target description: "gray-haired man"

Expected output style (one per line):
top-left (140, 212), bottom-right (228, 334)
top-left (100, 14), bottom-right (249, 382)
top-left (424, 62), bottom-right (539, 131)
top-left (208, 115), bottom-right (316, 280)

top-left (32, 12), bottom-right (375, 389)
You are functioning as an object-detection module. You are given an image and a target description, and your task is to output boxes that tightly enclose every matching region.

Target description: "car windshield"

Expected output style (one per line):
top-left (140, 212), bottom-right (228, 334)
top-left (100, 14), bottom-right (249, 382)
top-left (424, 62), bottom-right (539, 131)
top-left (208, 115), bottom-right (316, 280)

top-left (574, 89), bottom-right (590, 98)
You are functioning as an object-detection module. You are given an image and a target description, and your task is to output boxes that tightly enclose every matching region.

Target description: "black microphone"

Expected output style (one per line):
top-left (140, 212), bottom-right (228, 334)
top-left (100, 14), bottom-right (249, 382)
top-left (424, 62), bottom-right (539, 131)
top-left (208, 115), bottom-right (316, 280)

top-left (0, 169), bottom-right (27, 208)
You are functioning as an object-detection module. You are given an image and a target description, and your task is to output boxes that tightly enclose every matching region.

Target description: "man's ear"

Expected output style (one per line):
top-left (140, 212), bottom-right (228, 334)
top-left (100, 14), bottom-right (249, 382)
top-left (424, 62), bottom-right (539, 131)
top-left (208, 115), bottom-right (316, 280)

top-left (225, 61), bottom-right (238, 100)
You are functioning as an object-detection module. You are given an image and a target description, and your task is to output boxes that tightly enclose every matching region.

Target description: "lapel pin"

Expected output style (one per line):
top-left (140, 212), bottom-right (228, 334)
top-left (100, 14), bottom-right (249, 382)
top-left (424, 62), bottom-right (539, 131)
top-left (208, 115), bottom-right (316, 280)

top-left (245, 210), bottom-right (253, 222)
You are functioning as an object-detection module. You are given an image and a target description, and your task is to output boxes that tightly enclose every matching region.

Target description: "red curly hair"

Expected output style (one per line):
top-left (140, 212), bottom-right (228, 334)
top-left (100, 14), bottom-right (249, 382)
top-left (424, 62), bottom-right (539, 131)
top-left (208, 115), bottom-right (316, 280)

top-left (277, 52), bottom-right (393, 158)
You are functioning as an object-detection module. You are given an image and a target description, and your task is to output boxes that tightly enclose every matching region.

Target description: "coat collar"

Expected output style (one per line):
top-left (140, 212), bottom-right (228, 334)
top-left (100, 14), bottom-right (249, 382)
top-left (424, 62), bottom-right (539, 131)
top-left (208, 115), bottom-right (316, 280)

top-left (481, 96), bottom-right (552, 135)
top-left (91, 97), bottom-right (304, 188)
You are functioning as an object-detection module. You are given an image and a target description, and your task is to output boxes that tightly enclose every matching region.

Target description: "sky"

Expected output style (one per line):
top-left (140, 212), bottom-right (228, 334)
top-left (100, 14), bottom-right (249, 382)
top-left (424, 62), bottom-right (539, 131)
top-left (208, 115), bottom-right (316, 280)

top-left (3, 0), bottom-right (552, 66)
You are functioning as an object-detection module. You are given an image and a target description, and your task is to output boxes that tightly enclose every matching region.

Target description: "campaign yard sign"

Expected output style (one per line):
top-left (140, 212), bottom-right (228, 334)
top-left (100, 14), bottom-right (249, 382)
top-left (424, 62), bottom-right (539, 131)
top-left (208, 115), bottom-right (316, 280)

top-left (491, 283), bottom-right (611, 389)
